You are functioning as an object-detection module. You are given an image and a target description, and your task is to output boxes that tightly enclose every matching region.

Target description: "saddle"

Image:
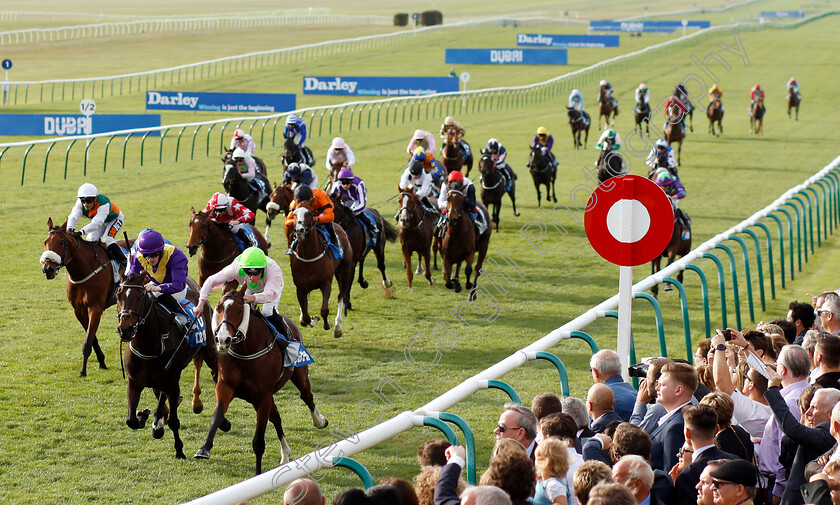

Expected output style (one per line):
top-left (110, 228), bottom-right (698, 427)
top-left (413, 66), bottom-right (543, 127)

top-left (247, 174), bottom-right (271, 202)
top-left (231, 224), bottom-right (259, 252)
top-left (316, 226), bottom-right (344, 260)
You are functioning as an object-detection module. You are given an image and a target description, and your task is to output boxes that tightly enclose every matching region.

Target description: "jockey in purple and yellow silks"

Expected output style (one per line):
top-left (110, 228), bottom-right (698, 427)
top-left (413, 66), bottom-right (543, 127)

top-left (532, 127), bottom-right (558, 169)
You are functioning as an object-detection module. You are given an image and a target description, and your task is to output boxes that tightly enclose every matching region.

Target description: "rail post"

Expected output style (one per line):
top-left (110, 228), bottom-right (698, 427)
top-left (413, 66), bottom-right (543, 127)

top-left (701, 253), bottom-right (728, 330)
top-left (661, 276), bottom-right (693, 362)
top-left (727, 236), bottom-right (755, 323)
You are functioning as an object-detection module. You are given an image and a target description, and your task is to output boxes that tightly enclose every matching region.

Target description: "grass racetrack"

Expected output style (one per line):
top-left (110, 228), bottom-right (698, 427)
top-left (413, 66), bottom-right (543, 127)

top-left (1, 3), bottom-right (840, 503)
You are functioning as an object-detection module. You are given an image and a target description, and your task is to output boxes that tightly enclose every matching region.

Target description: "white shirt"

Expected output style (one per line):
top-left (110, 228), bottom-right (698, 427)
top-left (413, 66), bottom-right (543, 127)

top-left (730, 389), bottom-right (773, 439)
top-left (657, 401), bottom-right (690, 427)
top-left (691, 443), bottom-right (715, 462)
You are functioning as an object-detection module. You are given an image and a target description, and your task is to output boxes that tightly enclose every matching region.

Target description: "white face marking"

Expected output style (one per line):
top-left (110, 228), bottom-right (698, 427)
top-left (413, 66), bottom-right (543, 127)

top-left (222, 298), bottom-right (235, 310)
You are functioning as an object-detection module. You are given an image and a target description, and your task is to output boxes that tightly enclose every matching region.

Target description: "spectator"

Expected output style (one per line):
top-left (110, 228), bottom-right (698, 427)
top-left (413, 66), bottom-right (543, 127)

top-left (819, 297), bottom-right (840, 335)
top-left (699, 392), bottom-right (754, 462)
top-left (459, 488), bottom-right (511, 505)
top-left (572, 460), bottom-right (613, 505)
top-left (708, 459), bottom-right (758, 505)
top-left (798, 384), bottom-right (821, 426)
top-left (769, 318), bottom-right (798, 344)
top-left (788, 301), bottom-right (817, 345)
top-left (802, 330), bottom-right (821, 382)
top-left (648, 362), bottom-right (698, 472)
top-left (415, 466), bottom-right (465, 505)
top-left (379, 478), bottom-right (419, 505)
top-left (539, 415), bottom-right (584, 488)
top-left (695, 459), bottom-right (726, 505)
top-left (743, 330), bottom-right (774, 365)
top-left (588, 384), bottom-right (622, 434)
top-left (591, 350), bottom-right (638, 421)
top-left (630, 358), bottom-right (672, 433)
top-left (418, 439), bottom-right (452, 467)
top-left (435, 446), bottom-right (513, 505)
top-left (697, 364), bottom-right (716, 391)
top-left (814, 333), bottom-right (840, 390)
top-left (612, 455), bottom-right (662, 505)
top-left (479, 439), bottom-right (536, 505)
top-left (334, 489), bottom-right (370, 505)
top-left (673, 404), bottom-right (738, 504)
top-left (532, 393), bottom-right (563, 421)
top-left (533, 437), bottom-right (573, 505)
top-left (768, 333), bottom-right (788, 362)
top-left (367, 485), bottom-right (403, 505)
top-left (586, 483), bottom-right (636, 505)
top-left (493, 403), bottom-right (538, 460)
top-left (696, 339), bottom-right (713, 366)
top-left (562, 396), bottom-right (595, 449)
top-left (284, 479), bottom-right (326, 505)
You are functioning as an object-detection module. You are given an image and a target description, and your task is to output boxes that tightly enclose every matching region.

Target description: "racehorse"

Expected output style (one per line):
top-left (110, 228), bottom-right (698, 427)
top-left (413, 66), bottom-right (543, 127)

top-left (664, 107), bottom-right (685, 166)
top-left (479, 153), bottom-right (519, 231)
top-left (396, 189), bottom-right (435, 292)
top-left (750, 97), bottom-right (765, 135)
top-left (223, 148), bottom-right (267, 176)
top-left (282, 137), bottom-right (314, 169)
top-left (41, 218), bottom-right (125, 376)
top-left (330, 195), bottom-right (396, 302)
top-left (116, 272), bottom-right (218, 459)
top-left (634, 99), bottom-right (651, 136)
top-left (567, 107), bottom-right (590, 150)
top-left (325, 159), bottom-right (345, 191)
top-left (441, 192), bottom-right (491, 300)
top-left (441, 128), bottom-right (473, 177)
top-left (787, 90), bottom-right (800, 120)
top-left (707, 96), bottom-right (724, 136)
top-left (222, 162), bottom-right (271, 225)
top-left (596, 145), bottom-right (625, 184)
top-left (194, 283), bottom-right (328, 474)
top-left (288, 205), bottom-right (354, 338)
top-left (597, 86), bottom-right (617, 130)
top-left (528, 145), bottom-right (557, 207)
top-left (187, 209), bottom-right (269, 286)
top-left (651, 208), bottom-right (692, 298)
top-left (264, 183), bottom-right (294, 248)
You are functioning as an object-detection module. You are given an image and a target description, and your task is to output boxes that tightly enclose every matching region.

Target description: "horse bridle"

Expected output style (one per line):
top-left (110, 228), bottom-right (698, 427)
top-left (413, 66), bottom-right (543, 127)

top-left (45, 229), bottom-right (82, 272)
top-left (398, 192), bottom-right (425, 228)
top-left (117, 283), bottom-right (156, 342)
top-left (479, 157), bottom-right (502, 190)
top-left (529, 149), bottom-right (550, 173)
top-left (216, 294), bottom-right (249, 346)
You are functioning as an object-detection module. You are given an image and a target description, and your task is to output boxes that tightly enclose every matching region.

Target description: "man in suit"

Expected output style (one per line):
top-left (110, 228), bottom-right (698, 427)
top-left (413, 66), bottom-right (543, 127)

top-left (813, 333), bottom-right (840, 390)
top-left (647, 362), bottom-right (698, 472)
top-left (588, 383), bottom-right (623, 434)
top-left (434, 445), bottom-right (512, 505)
top-left (591, 349), bottom-right (638, 421)
top-left (493, 403), bottom-right (538, 460)
top-left (674, 405), bottom-right (738, 504)
top-left (613, 455), bottom-right (665, 505)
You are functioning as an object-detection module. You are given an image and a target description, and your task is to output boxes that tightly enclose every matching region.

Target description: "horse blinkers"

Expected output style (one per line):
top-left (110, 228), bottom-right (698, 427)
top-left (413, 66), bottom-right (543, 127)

top-left (41, 229), bottom-right (73, 279)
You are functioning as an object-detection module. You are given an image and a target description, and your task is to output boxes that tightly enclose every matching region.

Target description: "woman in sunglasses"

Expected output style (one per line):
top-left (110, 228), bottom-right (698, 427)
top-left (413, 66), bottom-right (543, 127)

top-left (67, 182), bottom-right (126, 267)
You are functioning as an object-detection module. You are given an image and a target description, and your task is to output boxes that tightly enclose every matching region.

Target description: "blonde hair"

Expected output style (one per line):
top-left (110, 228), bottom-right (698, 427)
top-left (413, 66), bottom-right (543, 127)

top-left (535, 437), bottom-right (571, 479)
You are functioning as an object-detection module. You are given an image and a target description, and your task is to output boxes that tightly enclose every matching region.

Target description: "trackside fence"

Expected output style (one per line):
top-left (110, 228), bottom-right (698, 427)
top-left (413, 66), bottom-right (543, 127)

top-left (183, 148), bottom-right (840, 504)
top-left (3, 12), bottom-right (835, 186)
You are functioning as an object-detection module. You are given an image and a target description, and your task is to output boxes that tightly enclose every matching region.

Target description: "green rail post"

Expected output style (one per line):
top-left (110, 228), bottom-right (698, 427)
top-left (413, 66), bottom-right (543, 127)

top-left (485, 380), bottom-right (521, 404)
top-left (121, 132), bottom-right (134, 169)
top-left (259, 118), bottom-right (268, 148)
top-left (633, 292), bottom-right (667, 357)
top-left (765, 213), bottom-right (788, 285)
top-left (422, 417), bottom-right (459, 445)
top-left (751, 223), bottom-right (775, 299)
top-left (780, 204), bottom-right (802, 271)
top-left (683, 265), bottom-right (711, 339)
top-left (826, 171), bottom-right (840, 226)
top-left (348, 104), bottom-right (358, 131)
top-left (802, 187), bottom-right (821, 246)
top-left (714, 244), bottom-right (741, 329)
top-left (329, 108), bottom-right (335, 135)
top-left (190, 126), bottom-right (200, 161)
top-left (271, 117), bottom-right (282, 147)
top-left (317, 109), bottom-right (327, 136)
top-left (219, 121), bottom-right (232, 155)
top-left (103, 135), bottom-right (116, 172)
top-left (775, 208), bottom-right (796, 277)
top-left (158, 128), bottom-right (169, 164)
top-left (438, 412), bottom-right (477, 485)
top-left (569, 330), bottom-right (599, 354)
top-left (332, 457), bottom-right (374, 489)
top-left (83, 138), bottom-right (95, 177)
top-left (140, 131), bottom-right (152, 166)
top-left (174, 126), bottom-right (186, 162)
top-left (741, 229), bottom-right (766, 311)
top-left (727, 236), bottom-right (755, 323)
top-left (662, 276), bottom-right (693, 362)
top-left (814, 179), bottom-right (831, 237)
top-left (205, 123), bottom-right (215, 157)
top-left (43, 142), bottom-right (56, 182)
top-left (702, 253), bottom-right (728, 330)
top-left (532, 352), bottom-right (570, 396)
top-left (793, 193), bottom-right (813, 255)
top-left (21, 144), bottom-right (35, 185)
top-left (64, 139), bottom-right (77, 179)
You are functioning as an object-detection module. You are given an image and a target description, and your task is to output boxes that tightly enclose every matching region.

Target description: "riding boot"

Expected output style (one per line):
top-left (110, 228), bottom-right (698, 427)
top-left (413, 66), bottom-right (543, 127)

top-left (265, 311), bottom-right (290, 355)
top-left (159, 293), bottom-right (192, 335)
top-left (107, 243), bottom-right (127, 269)
top-left (500, 165), bottom-right (513, 192)
top-left (235, 227), bottom-right (257, 249)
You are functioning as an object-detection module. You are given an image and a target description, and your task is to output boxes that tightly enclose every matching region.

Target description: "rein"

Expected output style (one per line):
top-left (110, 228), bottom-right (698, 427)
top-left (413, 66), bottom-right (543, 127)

top-left (45, 229), bottom-right (110, 284)
top-left (398, 193), bottom-right (426, 229)
top-left (118, 283), bottom-right (175, 362)
top-left (191, 215), bottom-right (240, 265)
top-left (216, 295), bottom-right (275, 360)
top-left (291, 209), bottom-right (329, 262)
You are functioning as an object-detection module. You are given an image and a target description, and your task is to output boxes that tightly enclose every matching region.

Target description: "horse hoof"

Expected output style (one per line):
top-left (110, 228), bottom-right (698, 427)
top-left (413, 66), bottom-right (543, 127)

top-left (193, 403), bottom-right (203, 415)
top-left (176, 451), bottom-right (187, 460)
top-left (514, 211), bottom-right (520, 216)
top-left (152, 426), bottom-right (165, 439)
top-left (469, 289), bottom-right (478, 302)
top-left (428, 277), bottom-right (434, 285)
top-left (334, 329), bottom-right (343, 339)
top-left (78, 371), bottom-right (87, 378)
top-left (445, 279), bottom-right (454, 289)
top-left (408, 287), bottom-right (413, 294)
top-left (194, 448), bottom-right (211, 460)
top-left (454, 283), bottom-right (462, 293)
top-left (383, 279), bottom-right (393, 289)
top-left (99, 363), bottom-right (108, 370)
top-left (466, 281), bottom-right (473, 290)
top-left (311, 316), bottom-right (320, 327)
top-left (664, 284), bottom-right (674, 292)
top-left (220, 418), bottom-right (232, 432)
top-left (359, 279), bottom-right (369, 289)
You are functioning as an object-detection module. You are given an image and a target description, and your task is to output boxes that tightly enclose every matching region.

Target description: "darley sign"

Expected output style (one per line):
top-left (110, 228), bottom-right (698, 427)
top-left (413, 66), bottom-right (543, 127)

top-left (302, 76), bottom-right (458, 96)
top-left (145, 91), bottom-right (296, 112)
top-left (516, 33), bottom-right (619, 48)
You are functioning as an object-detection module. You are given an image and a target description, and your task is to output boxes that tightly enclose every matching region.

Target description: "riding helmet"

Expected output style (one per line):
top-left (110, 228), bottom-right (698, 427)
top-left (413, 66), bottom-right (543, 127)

top-left (536, 126), bottom-right (548, 136)
top-left (233, 128), bottom-right (245, 139)
top-left (653, 168), bottom-right (675, 186)
top-left (212, 192), bottom-right (230, 210)
top-left (639, 83), bottom-right (647, 90)
top-left (77, 182), bottom-right (98, 199)
top-left (238, 247), bottom-right (267, 273)
top-left (137, 229), bottom-right (165, 255)
top-left (412, 146), bottom-right (427, 161)
top-left (331, 137), bottom-right (346, 150)
top-left (286, 114), bottom-right (298, 125)
top-left (655, 139), bottom-right (668, 149)
top-left (599, 80), bottom-right (607, 87)
top-left (408, 159), bottom-right (424, 177)
top-left (287, 163), bottom-right (302, 178)
top-left (443, 116), bottom-right (455, 126)
top-left (448, 171), bottom-right (464, 182)
top-left (413, 129), bottom-right (426, 140)
top-left (294, 185), bottom-right (313, 203)
top-left (337, 168), bottom-right (354, 181)
top-left (232, 147), bottom-right (246, 161)
top-left (487, 138), bottom-right (500, 151)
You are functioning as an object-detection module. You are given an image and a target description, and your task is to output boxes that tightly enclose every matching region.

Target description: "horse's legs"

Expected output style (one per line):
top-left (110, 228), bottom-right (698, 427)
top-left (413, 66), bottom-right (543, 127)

top-left (509, 184), bottom-right (519, 217)
top-left (374, 242), bottom-right (391, 288)
top-left (192, 356), bottom-right (203, 414)
top-left (152, 390), bottom-right (169, 439)
top-left (80, 306), bottom-right (106, 376)
top-left (125, 379), bottom-right (150, 430)
top-left (422, 250), bottom-right (434, 286)
top-left (550, 170), bottom-right (558, 203)
top-left (267, 401), bottom-right (292, 466)
top-left (357, 250), bottom-right (369, 289)
top-left (453, 262), bottom-right (463, 293)
top-left (194, 382), bottom-right (234, 460)
top-left (443, 257), bottom-right (454, 290)
top-left (297, 287), bottom-right (313, 328)
top-left (264, 217), bottom-right (272, 248)
top-left (252, 395), bottom-right (273, 475)
top-left (319, 283), bottom-right (332, 331)
top-left (651, 256), bottom-right (662, 298)
top-left (676, 142), bottom-right (682, 166)
top-left (533, 179), bottom-right (542, 208)
top-left (165, 383), bottom-right (186, 459)
top-left (492, 203), bottom-right (500, 231)
top-left (290, 366), bottom-right (329, 428)
top-left (402, 248), bottom-right (415, 293)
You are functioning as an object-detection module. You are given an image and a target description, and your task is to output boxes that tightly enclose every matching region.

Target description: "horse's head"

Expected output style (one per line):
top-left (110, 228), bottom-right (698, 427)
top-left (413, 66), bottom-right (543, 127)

top-left (293, 205), bottom-right (316, 241)
top-left (446, 191), bottom-right (465, 224)
top-left (221, 148), bottom-right (233, 164)
top-left (479, 154), bottom-right (495, 175)
top-left (213, 282), bottom-right (250, 352)
top-left (116, 272), bottom-right (153, 342)
top-left (41, 217), bottom-right (75, 279)
top-left (266, 183), bottom-right (293, 220)
top-left (187, 209), bottom-right (212, 256)
top-left (398, 190), bottom-right (420, 226)
top-left (567, 107), bottom-right (577, 121)
top-left (446, 128), bottom-right (458, 144)
top-left (221, 163), bottom-right (240, 193)
top-left (330, 194), bottom-right (351, 221)
top-left (283, 138), bottom-right (298, 160)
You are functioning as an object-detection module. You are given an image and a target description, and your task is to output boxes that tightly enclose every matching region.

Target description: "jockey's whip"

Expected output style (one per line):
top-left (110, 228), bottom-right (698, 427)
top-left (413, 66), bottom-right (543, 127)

top-left (164, 334), bottom-right (187, 371)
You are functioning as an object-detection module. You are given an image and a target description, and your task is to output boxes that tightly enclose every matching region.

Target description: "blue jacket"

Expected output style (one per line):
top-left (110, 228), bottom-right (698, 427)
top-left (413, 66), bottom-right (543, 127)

top-left (282, 165), bottom-right (315, 187)
top-left (648, 407), bottom-right (686, 471)
top-left (283, 118), bottom-right (307, 145)
top-left (606, 375), bottom-right (638, 421)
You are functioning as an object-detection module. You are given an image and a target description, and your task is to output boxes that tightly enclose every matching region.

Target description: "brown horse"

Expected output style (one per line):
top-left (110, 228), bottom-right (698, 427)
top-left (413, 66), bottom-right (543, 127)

top-left (597, 86), bottom-right (617, 130)
top-left (116, 272), bottom-right (218, 458)
top-left (479, 154), bottom-right (519, 231)
top-left (441, 192), bottom-right (491, 300)
top-left (282, 137), bottom-right (314, 169)
top-left (187, 209), bottom-right (269, 286)
top-left (441, 128), bottom-right (473, 177)
top-left (787, 90), bottom-right (800, 120)
top-left (194, 283), bottom-right (328, 474)
top-left (750, 97), bottom-right (765, 135)
top-left (634, 99), bottom-right (651, 136)
top-left (528, 145), bottom-right (557, 207)
top-left (707, 96), bottom-right (724, 136)
top-left (651, 208), bottom-right (692, 298)
top-left (41, 218), bottom-right (123, 376)
top-left (664, 107), bottom-right (685, 166)
top-left (330, 194), bottom-right (397, 298)
top-left (265, 183), bottom-right (294, 248)
top-left (288, 206), bottom-right (354, 338)
top-left (396, 189), bottom-right (435, 292)
top-left (325, 159), bottom-right (347, 191)
top-left (568, 107), bottom-right (590, 150)
top-left (223, 148), bottom-right (267, 176)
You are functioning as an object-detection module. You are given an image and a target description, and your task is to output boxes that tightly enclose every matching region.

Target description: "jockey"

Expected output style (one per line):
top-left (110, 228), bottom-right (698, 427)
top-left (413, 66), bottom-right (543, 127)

top-left (196, 246), bottom-right (289, 353)
top-left (285, 185), bottom-right (342, 259)
top-left (439, 116), bottom-right (471, 160)
top-left (653, 166), bottom-right (690, 240)
top-left (411, 146), bottom-right (445, 186)
top-left (531, 127), bottom-right (558, 169)
top-left (645, 139), bottom-right (677, 171)
top-left (126, 229), bottom-right (194, 334)
top-left (634, 83), bottom-right (650, 109)
top-left (284, 114), bottom-right (314, 166)
top-left (787, 78), bottom-right (801, 100)
top-left (568, 89), bottom-right (584, 111)
top-left (67, 182), bottom-right (126, 267)
top-left (329, 168), bottom-right (379, 247)
top-left (282, 162), bottom-right (319, 190)
top-left (399, 157), bottom-right (438, 215)
top-left (599, 80), bottom-right (618, 114)
top-left (707, 83), bottom-right (724, 114)
top-left (437, 171), bottom-right (486, 235)
top-left (663, 95), bottom-right (688, 134)
top-left (750, 84), bottom-right (766, 116)
top-left (203, 192), bottom-right (260, 249)
top-left (407, 129), bottom-right (437, 158)
top-left (673, 82), bottom-right (692, 109)
top-left (230, 128), bottom-right (256, 157)
top-left (484, 138), bottom-right (517, 192)
top-left (595, 128), bottom-right (622, 152)
top-left (325, 137), bottom-right (355, 172)
top-left (231, 147), bottom-right (258, 181)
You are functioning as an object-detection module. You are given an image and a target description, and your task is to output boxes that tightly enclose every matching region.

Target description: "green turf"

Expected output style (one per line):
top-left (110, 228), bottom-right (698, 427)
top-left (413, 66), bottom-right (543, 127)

top-left (1, 8), bottom-right (839, 504)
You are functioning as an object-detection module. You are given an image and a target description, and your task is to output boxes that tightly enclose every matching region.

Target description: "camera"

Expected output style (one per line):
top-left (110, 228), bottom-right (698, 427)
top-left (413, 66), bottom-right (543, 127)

top-left (722, 329), bottom-right (732, 341)
top-left (628, 363), bottom-right (650, 378)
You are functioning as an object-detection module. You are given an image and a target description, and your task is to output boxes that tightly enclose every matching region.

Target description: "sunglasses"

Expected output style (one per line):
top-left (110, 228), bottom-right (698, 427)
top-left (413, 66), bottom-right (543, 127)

top-left (496, 424), bottom-right (522, 433)
top-left (818, 309), bottom-right (830, 316)
top-left (340, 180), bottom-right (352, 185)
top-left (712, 480), bottom-right (738, 490)
top-left (244, 268), bottom-right (263, 276)
top-left (142, 252), bottom-right (162, 259)
top-left (80, 197), bottom-right (96, 204)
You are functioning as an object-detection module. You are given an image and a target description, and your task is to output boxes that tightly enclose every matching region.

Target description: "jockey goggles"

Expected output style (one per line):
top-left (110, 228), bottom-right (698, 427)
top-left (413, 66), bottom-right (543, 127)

top-left (339, 178), bottom-right (353, 185)
top-left (243, 268), bottom-right (264, 276)
top-left (142, 251), bottom-right (162, 259)
top-left (80, 197), bottom-right (96, 204)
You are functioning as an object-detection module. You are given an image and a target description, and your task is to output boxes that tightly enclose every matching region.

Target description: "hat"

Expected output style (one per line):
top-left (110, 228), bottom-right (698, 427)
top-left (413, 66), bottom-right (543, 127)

top-left (710, 459), bottom-right (757, 487)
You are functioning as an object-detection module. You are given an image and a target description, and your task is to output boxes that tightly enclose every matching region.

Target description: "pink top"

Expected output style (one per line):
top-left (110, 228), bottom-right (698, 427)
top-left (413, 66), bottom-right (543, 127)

top-left (198, 256), bottom-right (284, 307)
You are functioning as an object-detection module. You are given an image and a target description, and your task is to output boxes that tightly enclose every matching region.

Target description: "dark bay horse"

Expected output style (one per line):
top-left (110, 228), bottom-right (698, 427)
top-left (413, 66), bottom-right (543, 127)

top-left (750, 97), bottom-right (765, 135)
top-left (567, 107), bottom-right (590, 150)
top-left (441, 192), bottom-right (491, 300)
top-left (282, 138), bottom-right (314, 169)
top-left (223, 148), bottom-right (267, 176)
top-left (787, 90), bottom-right (800, 120)
top-left (396, 189), bottom-right (435, 292)
top-left (41, 218), bottom-right (124, 376)
top-left (187, 209), bottom-right (269, 286)
top-left (330, 195), bottom-right (397, 298)
top-left (707, 96), bottom-right (724, 136)
top-left (597, 86), bottom-right (617, 130)
top-left (664, 108), bottom-right (685, 166)
top-left (441, 128), bottom-right (473, 177)
top-left (194, 283), bottom-right (328, 474)
top-left (288, 206), bottom-right (354, 338)
top-left (265, 183), bottom-right (294, 248)
top-left (116, 272), bottom-right (218, 458)
top-left (597, 146), bottom-right (625, 184)
top-left (634, 99), bottom-right (651, 136)
top-left (222, 163), bottom-right (271, 224)
top-left (651, 208), bottom-right (692, 297)
top-left (479, 154), bottom-right (518, 231)
top-left (528, 145), bottom-right (557, 207)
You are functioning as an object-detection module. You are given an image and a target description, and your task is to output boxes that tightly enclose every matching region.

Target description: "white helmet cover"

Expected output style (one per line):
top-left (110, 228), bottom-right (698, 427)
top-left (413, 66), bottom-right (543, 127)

top-left (77, 183), bottom-right (98, 199)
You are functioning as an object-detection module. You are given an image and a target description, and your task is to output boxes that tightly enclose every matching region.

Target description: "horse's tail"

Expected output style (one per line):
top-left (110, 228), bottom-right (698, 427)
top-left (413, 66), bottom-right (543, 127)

top-left (382, 220), bottom-right (398, 243)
